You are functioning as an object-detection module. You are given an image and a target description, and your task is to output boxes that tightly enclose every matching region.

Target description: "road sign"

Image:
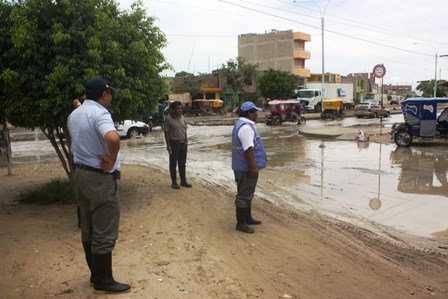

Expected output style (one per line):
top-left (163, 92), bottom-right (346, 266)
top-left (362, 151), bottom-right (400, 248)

top-left (373, 64), bottom-right (386, 78)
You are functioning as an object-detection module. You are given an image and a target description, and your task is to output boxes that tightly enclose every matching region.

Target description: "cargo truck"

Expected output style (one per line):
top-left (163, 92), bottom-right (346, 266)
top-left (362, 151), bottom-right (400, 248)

top-left (297, 83), bottom-right (354, 112)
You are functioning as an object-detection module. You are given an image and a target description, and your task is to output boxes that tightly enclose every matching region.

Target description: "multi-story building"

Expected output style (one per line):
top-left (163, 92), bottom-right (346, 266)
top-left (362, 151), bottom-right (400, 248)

top-left (346, 73), bottom-right (379, 102)
top-left (238, 29), bottom-right (311, 79)
top-left (308, 73), bottom-right (342, 83)
top-left (383, 84), bottom-right (412, 97)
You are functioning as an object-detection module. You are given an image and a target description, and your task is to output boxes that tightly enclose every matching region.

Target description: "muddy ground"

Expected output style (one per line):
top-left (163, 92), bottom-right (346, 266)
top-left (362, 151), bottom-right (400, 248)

top-left (1, 160), bottom-right (448, 299)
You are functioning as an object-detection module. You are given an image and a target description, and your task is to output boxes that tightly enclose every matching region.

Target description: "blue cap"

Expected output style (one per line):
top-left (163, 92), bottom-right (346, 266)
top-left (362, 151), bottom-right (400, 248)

top-left (240, 102), bottom-right (261, 112)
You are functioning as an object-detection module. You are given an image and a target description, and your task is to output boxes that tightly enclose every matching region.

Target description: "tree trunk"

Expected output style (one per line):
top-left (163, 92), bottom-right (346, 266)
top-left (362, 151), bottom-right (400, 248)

top-left (2, 122), bottom-right (13, 175)
top-left (40, 126), bottom-right (73, 183)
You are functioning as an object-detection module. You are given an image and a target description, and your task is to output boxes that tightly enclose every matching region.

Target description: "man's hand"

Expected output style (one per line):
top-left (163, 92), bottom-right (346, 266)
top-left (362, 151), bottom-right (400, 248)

top-left (101, 131), bottom-right (120, 172)
top-left (244, 147), bottom-right (258, 178)
top-left (98, 155), bottom-right (115, 172)
top-left (249, 168), bottom-right (259, 178)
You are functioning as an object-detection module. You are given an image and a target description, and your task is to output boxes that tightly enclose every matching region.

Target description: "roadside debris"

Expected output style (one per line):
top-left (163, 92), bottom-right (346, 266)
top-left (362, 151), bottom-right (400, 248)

top-left (355, 130), bottom-right (369, 142)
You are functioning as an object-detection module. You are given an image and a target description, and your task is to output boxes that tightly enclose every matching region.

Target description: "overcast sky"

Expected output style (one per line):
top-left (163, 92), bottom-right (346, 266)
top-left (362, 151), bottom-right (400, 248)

top-left (119, 0), bottom-right (448, 90)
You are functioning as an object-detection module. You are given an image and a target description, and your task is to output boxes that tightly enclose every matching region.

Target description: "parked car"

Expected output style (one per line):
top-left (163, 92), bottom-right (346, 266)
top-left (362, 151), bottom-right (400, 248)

top-left (115, 120), bottom-right (150, 138)
top-left (354, 102), bottom-right (390, 118)
top-left (391, 97), bottom-right (448, 147)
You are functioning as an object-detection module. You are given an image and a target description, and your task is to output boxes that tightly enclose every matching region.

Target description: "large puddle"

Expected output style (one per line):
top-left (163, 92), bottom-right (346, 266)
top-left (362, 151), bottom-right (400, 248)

top-left (5, 120), bottom-right (448, 243)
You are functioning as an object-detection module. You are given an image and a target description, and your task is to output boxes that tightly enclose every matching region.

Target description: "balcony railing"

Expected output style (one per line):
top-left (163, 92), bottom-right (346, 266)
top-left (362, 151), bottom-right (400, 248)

top-left (293, 49), bottom-right (310, 60)
top-left (293, 67), bottom-right (310, 77)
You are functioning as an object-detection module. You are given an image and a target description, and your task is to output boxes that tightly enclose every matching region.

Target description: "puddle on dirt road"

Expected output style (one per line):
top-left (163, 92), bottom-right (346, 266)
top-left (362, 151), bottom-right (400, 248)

top-left (6, 122), bottom-right (448, 242)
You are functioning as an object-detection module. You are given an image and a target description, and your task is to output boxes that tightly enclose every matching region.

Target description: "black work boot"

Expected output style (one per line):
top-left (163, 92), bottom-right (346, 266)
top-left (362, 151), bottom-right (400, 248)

top-left (246, 205), bottom-right (262, 225)
top-left (92, 252), bottom-right (131, 294)
top-left (82, 242), bottom-right (94, 285)
top-left (77, 206), bottom-right (81, 228)
top-left (180, 179), bottom-right (192, 188)
top-left (179, 168), bottom-right (192, 187)
top-left (236, 207), bottom-right (254, 233)
top-left (170, 171), bottom-right (180, 189)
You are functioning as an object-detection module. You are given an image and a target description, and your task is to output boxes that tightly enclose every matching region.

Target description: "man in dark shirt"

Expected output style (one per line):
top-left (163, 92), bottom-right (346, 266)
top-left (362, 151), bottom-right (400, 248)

top-left (164, 101), bottom-right (192, 189)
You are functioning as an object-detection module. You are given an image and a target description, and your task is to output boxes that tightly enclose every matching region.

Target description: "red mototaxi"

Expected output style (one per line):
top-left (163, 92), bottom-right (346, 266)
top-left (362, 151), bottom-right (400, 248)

top-left (265, 99), bottom-right (304, 125)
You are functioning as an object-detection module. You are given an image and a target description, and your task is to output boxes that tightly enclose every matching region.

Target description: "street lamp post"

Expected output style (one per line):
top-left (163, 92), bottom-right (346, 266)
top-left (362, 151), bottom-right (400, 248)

top-left (316, 0), bottom-right (332, 100)
top-left (415, 42), bottom-right (448, 97)
top-left (434, 52), bottom-right (438, 97)
top-left (295, 0), bottom-right (332, 105)
top-left (434, 44), bottom-right (448, 97)
top-left (441, 54), bottom-right (448, 82)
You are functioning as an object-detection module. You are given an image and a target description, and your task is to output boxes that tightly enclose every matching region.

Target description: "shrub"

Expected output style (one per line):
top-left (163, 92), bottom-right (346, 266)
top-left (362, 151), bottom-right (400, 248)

top-left (19, 179), bottom-right (74, 205)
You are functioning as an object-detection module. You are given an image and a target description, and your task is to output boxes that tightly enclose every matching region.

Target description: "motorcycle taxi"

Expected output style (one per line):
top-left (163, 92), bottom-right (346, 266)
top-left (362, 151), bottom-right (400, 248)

top-left (140, 103), bottom-right (166, 131)
top-left (391, 97), bottom-right (448, 146)
top-left (209, 99), bottom-right (226, 114)
top-left (265, 99), bottom-right (306, 125)
top-left (183, 99), bottom-right (213, 116)
top-left (320, 99), bottom-right (345, 120)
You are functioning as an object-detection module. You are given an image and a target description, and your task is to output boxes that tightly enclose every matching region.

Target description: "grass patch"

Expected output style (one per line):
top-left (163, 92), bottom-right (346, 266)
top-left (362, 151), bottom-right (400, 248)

top-left (18, 179), bottom-right (74, 205)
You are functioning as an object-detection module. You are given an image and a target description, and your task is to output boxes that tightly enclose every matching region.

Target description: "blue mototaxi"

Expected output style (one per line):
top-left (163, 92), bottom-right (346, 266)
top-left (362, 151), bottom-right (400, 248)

top-left (391, 97), bottom-right (448, 146)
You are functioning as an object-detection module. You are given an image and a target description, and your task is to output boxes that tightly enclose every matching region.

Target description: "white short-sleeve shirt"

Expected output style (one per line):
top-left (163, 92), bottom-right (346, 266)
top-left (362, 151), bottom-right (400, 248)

top-left (68, 100), bottom-right (120, 171)
top-left (237, 117), bottom-right (255, 151)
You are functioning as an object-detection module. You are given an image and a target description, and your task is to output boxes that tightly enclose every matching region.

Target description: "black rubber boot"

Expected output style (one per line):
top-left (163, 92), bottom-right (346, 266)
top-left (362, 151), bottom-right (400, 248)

top-left (246, 205), bottom-right (262, 225)
top-left (180, 167), bottom-right (192, 187)
top-left (236, 207), bottom-right (254, 233)
top-left (180, 180), bottom-right (192, 188)
top-left (82, 242), bottom-right (94, 285)
top-left (92, 252), bottom-right (131, 294)
top-left (77, 206), bottom-right (81, 228)
top-left (170, 172), bottom-right (180, 189)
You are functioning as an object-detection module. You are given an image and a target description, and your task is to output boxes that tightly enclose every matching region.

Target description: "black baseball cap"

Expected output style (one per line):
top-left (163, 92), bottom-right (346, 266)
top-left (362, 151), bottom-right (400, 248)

top-left (85, 76), bottom-right (116, 100)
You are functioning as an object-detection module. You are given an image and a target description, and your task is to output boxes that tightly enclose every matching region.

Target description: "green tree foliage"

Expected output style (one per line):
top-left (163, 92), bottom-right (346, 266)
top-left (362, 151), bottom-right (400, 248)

top-left (220, 57), bottom-right (258, 93)
top-left (416, 80), bottom-right (447, 97)
top-left (0, 1), bottom-right (14, 123)
top-left (172, 71), bottom-right (206, 98)
top-left (257, 69), bottom-right (297, 99)
top-left (0, 0), bottom-right (169, 179)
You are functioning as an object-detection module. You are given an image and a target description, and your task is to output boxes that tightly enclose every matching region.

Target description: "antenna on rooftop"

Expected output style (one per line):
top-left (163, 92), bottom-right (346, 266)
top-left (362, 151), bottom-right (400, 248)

top-left (187, 41), bottom-right (195, 73)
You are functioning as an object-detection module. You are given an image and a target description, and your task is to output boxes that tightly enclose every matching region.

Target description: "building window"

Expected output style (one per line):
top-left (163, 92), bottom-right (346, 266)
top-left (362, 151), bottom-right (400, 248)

top-left (294, 40), bottom-right (304, 50)
top-left (294, 58), bottom-right (304, 67)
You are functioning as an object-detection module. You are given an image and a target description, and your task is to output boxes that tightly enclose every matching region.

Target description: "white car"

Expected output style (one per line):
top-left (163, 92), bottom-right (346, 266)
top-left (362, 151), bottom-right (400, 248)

top-left (115, 120), bottom-right (150, 138)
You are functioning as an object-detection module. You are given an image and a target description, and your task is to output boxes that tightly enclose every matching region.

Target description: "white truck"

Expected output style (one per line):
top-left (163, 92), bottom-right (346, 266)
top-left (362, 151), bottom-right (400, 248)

top-left (297, 83), bottom-right (354, 112)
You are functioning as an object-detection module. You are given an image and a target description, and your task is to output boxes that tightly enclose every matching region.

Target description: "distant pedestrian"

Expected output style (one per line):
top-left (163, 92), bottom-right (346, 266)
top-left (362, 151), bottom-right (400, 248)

top-left (164, 101), bottom-right (192, 189)
top-left (231, 102), bottom-right (267, 233)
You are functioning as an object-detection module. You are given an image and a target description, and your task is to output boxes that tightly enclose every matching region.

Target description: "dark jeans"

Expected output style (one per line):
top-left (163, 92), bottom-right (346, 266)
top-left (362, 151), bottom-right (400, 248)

top-left (169, 140), bottom-right (188, 182)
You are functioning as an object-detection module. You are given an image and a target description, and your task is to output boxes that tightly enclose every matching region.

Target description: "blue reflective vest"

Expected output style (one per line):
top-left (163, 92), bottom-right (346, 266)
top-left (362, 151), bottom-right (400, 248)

top-left (232, 119), bottom-right (267, 172)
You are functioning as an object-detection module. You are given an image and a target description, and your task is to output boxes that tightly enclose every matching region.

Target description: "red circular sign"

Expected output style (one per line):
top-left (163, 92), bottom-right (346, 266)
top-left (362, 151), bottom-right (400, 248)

top-left (373, 64), bottom-right (386, 78)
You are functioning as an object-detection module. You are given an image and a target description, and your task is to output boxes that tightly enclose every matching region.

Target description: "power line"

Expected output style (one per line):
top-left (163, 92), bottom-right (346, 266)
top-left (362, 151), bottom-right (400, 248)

top-left (270, 0), bottom-right (446, 48)
top-left (219, 0), bottom-right (432, 57)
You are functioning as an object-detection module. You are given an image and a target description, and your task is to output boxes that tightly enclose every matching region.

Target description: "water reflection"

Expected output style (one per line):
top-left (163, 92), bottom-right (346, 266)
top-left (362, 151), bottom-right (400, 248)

top-left (7, 123), bottom-right (448, 239)
top-left (391, 147), bottom-right (448, 197)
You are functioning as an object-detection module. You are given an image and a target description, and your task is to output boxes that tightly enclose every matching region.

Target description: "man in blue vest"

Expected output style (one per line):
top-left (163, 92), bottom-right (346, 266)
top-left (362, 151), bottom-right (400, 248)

top-left (232, 102), bottom-right (267, 233)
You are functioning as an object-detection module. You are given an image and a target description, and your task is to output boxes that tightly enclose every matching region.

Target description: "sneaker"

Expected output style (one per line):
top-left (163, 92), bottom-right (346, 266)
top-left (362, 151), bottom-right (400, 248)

top-left (171, 183), bottom-right (180, 189)
top-left (180, 181), bottom-right (192, 188)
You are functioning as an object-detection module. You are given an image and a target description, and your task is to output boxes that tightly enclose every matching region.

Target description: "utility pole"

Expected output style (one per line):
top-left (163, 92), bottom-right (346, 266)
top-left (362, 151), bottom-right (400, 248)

top-left (294, 0), bottom-right (332, 111)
